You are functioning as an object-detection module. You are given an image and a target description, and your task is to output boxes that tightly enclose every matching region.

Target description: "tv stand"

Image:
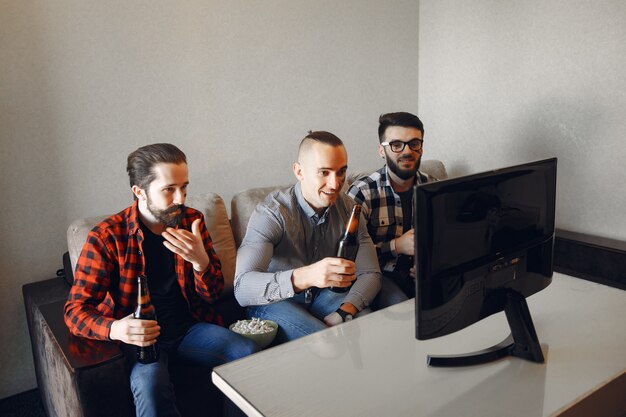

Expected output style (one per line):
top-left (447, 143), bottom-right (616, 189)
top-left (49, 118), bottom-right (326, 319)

top-left (427, 290), bottom-right (544, 367)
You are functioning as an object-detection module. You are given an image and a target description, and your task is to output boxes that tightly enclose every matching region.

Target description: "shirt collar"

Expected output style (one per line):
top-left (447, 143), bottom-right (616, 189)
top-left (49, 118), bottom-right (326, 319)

top-left (128, 200), bottom-right (142, 236)
top-left (294, 182), bottom-right (330, 224)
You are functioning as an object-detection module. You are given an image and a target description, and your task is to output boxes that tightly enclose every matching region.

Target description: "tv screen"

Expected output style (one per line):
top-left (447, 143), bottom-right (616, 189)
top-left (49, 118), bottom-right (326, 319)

top-left (414, 158), bottom-right (557, 366)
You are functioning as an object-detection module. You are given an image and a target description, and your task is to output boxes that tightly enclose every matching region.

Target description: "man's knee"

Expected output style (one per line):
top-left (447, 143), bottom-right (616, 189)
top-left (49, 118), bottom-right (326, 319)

top-left (228, 336), bottom-right (261, 360)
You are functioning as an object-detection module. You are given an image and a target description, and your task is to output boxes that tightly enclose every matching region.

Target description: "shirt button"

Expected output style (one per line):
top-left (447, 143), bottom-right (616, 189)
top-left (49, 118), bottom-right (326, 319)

top-left (138, 251), bottom-right (142, 255)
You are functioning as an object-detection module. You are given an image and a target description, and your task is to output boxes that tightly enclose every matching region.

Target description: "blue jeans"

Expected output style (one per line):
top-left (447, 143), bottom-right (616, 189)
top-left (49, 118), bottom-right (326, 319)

top-left (123, 322), bottom-right (259, 417)
top-left (371, 273), bottom-right (411, 310)
top-left (247, 288), bottom-right (365, 343)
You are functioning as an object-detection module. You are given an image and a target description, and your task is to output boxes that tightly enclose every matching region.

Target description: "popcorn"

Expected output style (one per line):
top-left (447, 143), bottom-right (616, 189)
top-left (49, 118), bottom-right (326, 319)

top-left (231, 318), bottom-right (274, 335)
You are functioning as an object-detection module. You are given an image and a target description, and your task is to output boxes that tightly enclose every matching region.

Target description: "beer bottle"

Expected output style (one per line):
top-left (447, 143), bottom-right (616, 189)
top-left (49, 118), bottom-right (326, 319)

top-left (134, 275), bottom-right (159, 364)
top-left (331, 205), bottom-right (361, 293)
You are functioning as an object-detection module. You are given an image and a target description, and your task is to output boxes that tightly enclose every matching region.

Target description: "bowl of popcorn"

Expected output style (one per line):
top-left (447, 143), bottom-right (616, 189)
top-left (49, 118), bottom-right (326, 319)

top-left (229, 318), bottom-right (278, 349)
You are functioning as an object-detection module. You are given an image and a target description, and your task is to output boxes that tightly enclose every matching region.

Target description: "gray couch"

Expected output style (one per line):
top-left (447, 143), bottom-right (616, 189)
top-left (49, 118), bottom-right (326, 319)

top-left (23, 160), bottom-right (447, 417)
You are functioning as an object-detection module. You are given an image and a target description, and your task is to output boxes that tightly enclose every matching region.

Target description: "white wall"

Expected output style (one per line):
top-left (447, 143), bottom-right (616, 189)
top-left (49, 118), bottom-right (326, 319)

top-left (418, 0), bottom-right (626, 241)
top-left (0, 1), bottom-right (420, 398)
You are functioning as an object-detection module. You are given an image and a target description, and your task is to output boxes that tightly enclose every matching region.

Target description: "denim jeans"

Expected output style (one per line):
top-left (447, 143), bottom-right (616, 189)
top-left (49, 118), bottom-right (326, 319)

top-left (371, 273), bottom-right (412, 310)
top-left (123, 322), bottom-right (259, 417)
top-left (246, 288), bottom-right (365, 343)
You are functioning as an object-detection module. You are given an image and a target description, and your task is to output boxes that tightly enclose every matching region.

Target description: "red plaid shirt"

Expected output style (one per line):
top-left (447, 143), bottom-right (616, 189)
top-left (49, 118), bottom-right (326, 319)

top-left (64, 201), bottom-right (224, 341)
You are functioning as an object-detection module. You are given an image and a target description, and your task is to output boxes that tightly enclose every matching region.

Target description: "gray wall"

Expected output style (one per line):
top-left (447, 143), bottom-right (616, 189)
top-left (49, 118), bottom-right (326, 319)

top-left (418, 0), bottom-right (626, 240)
top-left (0, 1), bottom-right (420, 398)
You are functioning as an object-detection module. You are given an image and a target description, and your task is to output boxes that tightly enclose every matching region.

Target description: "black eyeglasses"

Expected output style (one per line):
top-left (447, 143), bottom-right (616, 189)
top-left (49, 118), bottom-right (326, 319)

top-left (381, 139), bottom-right (423, 153)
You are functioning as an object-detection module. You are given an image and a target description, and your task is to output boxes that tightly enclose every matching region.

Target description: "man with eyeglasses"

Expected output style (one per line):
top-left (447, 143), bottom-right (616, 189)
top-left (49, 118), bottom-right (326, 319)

top-left (347, 112), bottom-right (437, 307)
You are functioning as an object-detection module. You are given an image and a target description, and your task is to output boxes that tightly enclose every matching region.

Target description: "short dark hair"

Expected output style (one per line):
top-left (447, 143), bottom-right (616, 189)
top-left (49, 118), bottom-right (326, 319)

top-left (297, 130), bottom-right (344, 159)
top-left (126, 143), bottom-right (187, 190)
top-left (378, 112), bottom-right (424, 142)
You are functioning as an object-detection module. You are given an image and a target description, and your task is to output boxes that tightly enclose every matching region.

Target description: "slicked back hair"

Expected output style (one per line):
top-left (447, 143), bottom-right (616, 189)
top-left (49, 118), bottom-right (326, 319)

top-left (127, 143), bottom-right (187, 192)
top-left (297, 131), bottom-right (344, 161)
top-left (378, 112), bottom-right (424, 142)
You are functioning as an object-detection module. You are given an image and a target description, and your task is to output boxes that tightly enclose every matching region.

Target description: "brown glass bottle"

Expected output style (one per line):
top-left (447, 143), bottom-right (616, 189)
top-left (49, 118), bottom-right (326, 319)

top-left (134, 275), bottom-right (159, 364)
top-left (331, 205), bottom-right (361, 293)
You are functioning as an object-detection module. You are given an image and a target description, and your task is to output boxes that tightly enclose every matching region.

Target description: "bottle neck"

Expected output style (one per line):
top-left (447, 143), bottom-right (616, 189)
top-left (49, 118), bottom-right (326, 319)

top-left (344, 206), bottom-right (360, 236)
top-left (137, 276), bottom-right (150, 304)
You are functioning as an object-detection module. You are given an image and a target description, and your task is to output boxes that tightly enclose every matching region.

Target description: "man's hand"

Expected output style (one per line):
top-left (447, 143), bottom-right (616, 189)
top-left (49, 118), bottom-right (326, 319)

top-left (291, 257), bottom-right (356, 292)
top-left (409, 266), bottom-right (416, 279)
top-left (323, 302), bottom-right (358, 326)
top-left (109, 314), bottom-right (160, 347)
top-left (162, 219), bottom-right (210, 272)
top-left (324, 312), bottom-right (344, 326)
top-left (395, 229), bottom-right (414, 256)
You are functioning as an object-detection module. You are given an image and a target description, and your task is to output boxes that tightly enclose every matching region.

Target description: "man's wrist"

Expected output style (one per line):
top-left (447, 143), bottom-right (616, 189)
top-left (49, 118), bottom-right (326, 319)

top-left (339, 302), bottom-right (358, 315)
top-left (335, 308), bottom-right (353, 322)
top-left (291, 267), bottom-right (308, 292)
top-left (193, 261), bottom-right (209, 273)
top-left (390, 238), bottom-right (397, 256)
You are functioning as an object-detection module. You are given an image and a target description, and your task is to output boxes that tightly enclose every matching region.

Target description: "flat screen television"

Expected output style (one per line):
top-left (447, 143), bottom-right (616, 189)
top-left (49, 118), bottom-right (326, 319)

top-left (414, 157), bottom-right (557, 366)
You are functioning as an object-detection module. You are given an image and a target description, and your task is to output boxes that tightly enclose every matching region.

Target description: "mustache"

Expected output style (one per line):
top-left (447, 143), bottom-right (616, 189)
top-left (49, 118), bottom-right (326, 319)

top-left (164, 204), bottom-right (185, 215)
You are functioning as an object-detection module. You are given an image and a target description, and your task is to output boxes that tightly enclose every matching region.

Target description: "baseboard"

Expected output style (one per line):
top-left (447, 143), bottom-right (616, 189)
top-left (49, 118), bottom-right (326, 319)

top-left (554, 229), bottom-right (626, 290)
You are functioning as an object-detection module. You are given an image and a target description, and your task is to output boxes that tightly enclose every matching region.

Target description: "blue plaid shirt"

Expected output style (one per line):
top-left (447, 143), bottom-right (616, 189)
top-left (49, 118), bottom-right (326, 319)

top-left (347, 166), bottom-right (433, 273)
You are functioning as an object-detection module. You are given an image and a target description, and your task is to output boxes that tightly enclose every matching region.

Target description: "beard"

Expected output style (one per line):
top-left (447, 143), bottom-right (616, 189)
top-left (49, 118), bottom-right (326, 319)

top-left (386, 155), bottom-right (421, 180)
top-left (146, 195), bottom-right (185, 228)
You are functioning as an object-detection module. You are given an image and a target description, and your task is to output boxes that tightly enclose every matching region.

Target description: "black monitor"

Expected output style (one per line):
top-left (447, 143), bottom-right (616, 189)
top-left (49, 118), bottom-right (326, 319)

top-left (414, 158), bottom-right (557, 366)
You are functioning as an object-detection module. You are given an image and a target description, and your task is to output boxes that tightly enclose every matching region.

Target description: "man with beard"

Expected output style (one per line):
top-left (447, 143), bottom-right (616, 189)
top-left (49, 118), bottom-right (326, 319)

top-left (65, 143), bottom-right (258, 417)
top-left (347, 112), bottom-right (437, 307)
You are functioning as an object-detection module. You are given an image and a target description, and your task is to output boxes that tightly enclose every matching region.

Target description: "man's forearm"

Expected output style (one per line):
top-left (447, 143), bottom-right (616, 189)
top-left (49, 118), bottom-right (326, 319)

top-left (343, 271), bottom-right (381, 310)
top-left (234, 269), bottom-right (295, 306)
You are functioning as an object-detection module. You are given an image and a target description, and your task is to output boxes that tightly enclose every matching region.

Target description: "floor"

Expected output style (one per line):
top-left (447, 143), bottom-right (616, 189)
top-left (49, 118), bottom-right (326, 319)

top-left (0, 389), bottom-right (46, 417)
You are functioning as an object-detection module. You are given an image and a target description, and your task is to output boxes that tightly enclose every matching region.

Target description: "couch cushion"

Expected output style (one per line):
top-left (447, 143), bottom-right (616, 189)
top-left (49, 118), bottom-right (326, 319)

top-left (230, 159), bottom-right (448, 248)
top-left (230, 185), bottom-right (288, 247)
top-left (187, 193), bottom-right (237, 295)
top-left (66, 192), bottom-right (236, 296)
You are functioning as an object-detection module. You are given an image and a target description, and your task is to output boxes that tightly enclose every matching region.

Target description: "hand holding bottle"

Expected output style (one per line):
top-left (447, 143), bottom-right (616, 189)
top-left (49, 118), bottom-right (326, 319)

top-left (109, 314), bottom-right (160, 347)
top-left (292, 257), bottom-right (356, 291)
top-left (131, 275), bottom-right (160, 363)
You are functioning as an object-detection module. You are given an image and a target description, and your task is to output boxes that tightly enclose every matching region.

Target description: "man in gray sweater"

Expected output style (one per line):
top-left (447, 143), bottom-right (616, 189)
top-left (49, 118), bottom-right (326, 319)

top-left (234, 131), bottom-right (382, 342)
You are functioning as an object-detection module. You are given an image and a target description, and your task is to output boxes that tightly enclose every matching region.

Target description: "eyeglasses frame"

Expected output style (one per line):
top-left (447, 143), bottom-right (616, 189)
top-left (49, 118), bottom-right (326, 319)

top-left (380, 138), bottom-right (424, 153)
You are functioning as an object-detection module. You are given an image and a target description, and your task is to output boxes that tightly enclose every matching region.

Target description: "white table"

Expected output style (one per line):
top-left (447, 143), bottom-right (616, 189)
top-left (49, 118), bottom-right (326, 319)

top-left (213, 273), bottom-right (626, 417)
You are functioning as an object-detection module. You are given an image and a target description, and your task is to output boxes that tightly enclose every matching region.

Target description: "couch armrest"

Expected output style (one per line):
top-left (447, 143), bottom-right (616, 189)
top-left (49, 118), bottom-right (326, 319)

top-left (40, 300), bottom-right (124, 371)
top-left (23, 278), bottom-right (134, 417)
